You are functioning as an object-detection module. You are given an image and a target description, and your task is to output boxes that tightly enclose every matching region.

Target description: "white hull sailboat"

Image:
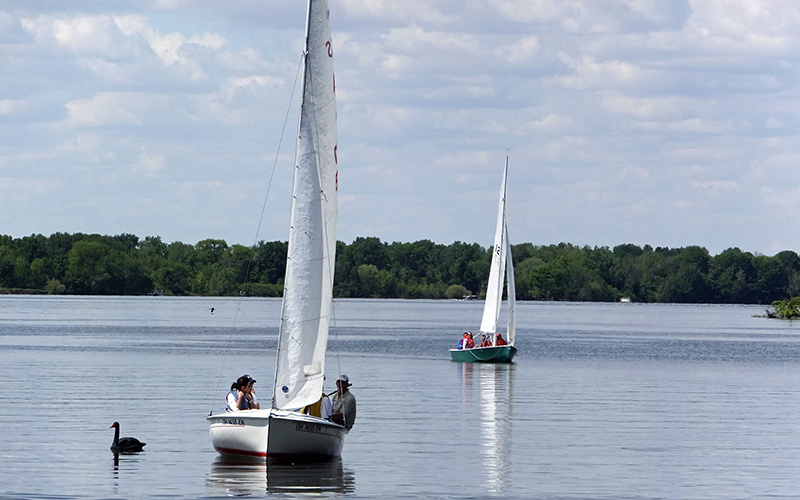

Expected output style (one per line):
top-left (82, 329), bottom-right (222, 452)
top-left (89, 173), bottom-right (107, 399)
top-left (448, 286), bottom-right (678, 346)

top-left (451, 158), bottom-right (517, 363)
top-left (208, 0), bottom-right (346, 459)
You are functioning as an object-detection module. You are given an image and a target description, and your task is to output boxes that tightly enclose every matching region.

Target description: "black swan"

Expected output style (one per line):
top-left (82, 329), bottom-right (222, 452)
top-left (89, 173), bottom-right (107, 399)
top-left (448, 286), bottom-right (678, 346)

top-left (110, 422), bottom-right (146, 454)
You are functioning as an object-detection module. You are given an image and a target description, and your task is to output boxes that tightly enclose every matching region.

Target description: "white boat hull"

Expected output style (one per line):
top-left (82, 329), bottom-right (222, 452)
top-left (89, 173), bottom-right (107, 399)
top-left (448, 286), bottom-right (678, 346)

top-left (208, 409), bottom-right (347, 459)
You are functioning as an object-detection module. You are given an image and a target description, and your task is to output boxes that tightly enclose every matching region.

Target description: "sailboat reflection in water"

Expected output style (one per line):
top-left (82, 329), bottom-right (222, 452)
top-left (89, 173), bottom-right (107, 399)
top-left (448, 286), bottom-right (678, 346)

top-left (458, 363), bottom-right (513, 494)
top-left (478, 364), bottom-right (513, 494)
top-left (207, 456), bottom-right (354, 495)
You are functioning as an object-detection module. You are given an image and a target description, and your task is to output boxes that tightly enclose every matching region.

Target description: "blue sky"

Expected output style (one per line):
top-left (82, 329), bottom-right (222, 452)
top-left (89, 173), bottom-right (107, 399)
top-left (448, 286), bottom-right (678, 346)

top-left (1, 0), bottom-right (799, 256)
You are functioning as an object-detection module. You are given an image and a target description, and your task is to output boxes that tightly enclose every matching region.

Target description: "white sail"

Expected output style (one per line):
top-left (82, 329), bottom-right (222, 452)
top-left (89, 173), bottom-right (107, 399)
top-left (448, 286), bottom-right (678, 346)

top-left (273, 0), bottom-right (338, 411)
top-left (505, 227), bottom-right (515, 345)
top-left (479, 157), bottom-right (510, 336)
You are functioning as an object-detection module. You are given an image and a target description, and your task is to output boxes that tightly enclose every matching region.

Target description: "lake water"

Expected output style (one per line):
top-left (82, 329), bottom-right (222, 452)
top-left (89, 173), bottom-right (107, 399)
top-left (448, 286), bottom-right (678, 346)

top-left (1, 296), bottom-right (799, 499)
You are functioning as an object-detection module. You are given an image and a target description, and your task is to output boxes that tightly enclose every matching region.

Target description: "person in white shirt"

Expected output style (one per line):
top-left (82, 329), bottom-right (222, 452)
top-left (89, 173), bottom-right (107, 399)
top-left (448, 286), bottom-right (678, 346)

top-left (330, 374), bottom-right (356, 430)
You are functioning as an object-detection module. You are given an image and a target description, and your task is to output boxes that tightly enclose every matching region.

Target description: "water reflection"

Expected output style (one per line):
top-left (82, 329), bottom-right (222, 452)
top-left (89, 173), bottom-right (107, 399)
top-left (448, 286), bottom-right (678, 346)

top-left (208, 456), bottom-right (355, 495)
top-left (460, 363), bottom-right (514, 495)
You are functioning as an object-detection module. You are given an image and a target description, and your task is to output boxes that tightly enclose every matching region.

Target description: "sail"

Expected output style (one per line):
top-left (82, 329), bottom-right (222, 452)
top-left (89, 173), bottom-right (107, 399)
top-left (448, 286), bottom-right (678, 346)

top-left (274, 0), bottom-right (338, 411)
top-left (479, 157), bottom-right (509, 335)
top-left (505, 226), bottom-right (515, 345)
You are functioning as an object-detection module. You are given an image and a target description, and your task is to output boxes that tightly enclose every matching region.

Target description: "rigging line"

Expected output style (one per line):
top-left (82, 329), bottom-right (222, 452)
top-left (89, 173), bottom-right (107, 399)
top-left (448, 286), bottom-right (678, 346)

top-left (211, 52), bottom-right (306, 408)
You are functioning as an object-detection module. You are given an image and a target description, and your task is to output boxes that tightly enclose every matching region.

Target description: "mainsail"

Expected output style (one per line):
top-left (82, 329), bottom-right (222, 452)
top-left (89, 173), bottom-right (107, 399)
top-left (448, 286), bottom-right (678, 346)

top-left (479, 157), bottom-right (511, 337)
top-left (273, 0), bottom-right (338, 411)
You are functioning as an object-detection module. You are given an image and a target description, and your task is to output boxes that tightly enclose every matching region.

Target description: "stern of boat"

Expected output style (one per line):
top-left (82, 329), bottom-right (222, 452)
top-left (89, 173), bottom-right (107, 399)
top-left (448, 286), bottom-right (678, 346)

top-left (266, 410), bottom-right (347, 459)
top-left (208, 409), bottom-right (271, 458)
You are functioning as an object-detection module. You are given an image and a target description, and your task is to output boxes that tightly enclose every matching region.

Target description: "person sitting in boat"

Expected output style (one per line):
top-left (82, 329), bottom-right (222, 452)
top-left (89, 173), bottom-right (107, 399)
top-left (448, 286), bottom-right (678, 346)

top-left (226, 375), bottom-right (253, 411)
top-left (244, 375), bottom-right (260, 409)
top-left (479, 334), bottom-right (492, 347)
top-left (495, 333), bottom-right (508, 346)
top-left (457, 332), bottom-right (475, 349)
top-left (329, 374), bottom-right (357, 430)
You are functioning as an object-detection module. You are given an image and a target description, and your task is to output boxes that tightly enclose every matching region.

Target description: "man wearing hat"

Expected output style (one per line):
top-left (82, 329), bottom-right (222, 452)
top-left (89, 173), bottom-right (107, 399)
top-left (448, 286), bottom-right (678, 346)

top-left (330, 374), bottom-right (357, 430)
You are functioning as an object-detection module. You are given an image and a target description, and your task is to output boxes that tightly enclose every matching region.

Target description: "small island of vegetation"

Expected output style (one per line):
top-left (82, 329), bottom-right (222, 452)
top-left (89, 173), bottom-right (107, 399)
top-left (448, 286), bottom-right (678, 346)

top-left (770, 297), bottom-right (800, 319)
top-left (1, 232), bottom-right (799, 306)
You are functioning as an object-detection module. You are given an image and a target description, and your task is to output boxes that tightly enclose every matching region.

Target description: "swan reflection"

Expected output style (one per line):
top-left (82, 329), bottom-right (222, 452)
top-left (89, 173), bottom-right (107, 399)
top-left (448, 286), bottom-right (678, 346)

top-left (208, 456), bottom-right (354, 495)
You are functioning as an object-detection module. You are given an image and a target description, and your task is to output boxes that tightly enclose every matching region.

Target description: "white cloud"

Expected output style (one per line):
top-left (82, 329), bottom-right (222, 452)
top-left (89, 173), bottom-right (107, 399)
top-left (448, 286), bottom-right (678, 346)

top-left (64, 92), bottom-right (148, 127)
top-left (766, 118), bottom-right (785, 129)
top-left (496, 36), bottom-right (540, 64)
top-left (340, 0), bottom-right (451, 25)
top-left (131, 149), bottom-right (166, 178)
top-left (690, 179), bottom-right (741, 198)
top-left (599, 93), bottom-right (690, 120)
top-left (554, 53), bottom-right (646, 89)
top-left (0, 99), bottom-right (26, 115)
top-left (523, 113), bottom-right (573, 132)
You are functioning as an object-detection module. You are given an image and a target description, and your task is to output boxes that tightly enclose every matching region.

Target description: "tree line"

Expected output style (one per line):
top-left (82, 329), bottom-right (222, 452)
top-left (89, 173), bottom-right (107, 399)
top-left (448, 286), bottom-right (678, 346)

top-left (1, 233), bottom-right (799, 304)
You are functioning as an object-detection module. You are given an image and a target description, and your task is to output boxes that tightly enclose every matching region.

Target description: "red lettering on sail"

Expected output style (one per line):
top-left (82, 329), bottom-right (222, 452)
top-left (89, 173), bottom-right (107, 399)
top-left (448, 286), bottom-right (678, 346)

top-left (326, 41), bottom-right (333, 58)
top-left (334, 145), bottom-right (338, 164)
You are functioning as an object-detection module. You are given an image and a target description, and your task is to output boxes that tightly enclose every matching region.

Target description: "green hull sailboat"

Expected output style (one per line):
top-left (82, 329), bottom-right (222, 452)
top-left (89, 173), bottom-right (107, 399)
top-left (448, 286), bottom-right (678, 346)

top-left (450, 157), bottom-right (517, 363)
top-left (450, 345), bottom-right (517, 363)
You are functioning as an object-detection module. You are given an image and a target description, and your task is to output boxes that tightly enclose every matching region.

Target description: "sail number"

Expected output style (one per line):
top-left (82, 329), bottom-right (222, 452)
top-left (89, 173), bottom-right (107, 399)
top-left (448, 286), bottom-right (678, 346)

top-left (218, 418), bottom-right (245, 426)
top-left (296, 423), bottom-right (323, 433)
top-left (326, 41), bottom-right (333, 58)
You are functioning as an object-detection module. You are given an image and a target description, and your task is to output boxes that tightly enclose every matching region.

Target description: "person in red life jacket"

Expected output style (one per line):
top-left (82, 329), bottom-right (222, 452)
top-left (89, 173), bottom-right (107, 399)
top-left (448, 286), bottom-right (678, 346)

top-left (479, 334), bottom-right (492, 347)
top-left (495, 333), bottom-right (508, 346)
top-left (457, 332), bottom-right (475, 349)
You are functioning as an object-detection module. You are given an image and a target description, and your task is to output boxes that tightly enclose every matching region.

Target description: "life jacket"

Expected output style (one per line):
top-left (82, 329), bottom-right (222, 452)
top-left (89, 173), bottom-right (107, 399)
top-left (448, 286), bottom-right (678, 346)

top-left (302, 394), bottom-right (332, 418)
top-left (226, 390), bottom-right (239, 411)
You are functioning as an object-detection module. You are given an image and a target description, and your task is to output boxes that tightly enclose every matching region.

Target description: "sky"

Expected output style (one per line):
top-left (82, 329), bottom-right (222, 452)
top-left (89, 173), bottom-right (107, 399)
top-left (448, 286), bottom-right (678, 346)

top-left (1, 0), bottom-right (799, 257)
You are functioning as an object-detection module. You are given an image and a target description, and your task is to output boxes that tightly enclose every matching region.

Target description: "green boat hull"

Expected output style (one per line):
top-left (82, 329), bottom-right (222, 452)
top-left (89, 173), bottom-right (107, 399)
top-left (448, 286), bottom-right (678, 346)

top-left (449, 345), bottom-right (517, 363)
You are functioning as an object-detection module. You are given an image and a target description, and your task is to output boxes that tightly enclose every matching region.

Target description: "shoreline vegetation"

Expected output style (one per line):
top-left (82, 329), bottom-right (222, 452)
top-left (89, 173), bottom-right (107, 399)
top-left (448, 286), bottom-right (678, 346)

top-left (1, 233), bottom-right (799, 306)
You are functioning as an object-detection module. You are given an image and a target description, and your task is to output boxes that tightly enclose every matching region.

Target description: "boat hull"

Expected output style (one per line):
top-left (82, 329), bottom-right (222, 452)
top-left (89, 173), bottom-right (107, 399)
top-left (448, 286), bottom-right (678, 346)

top-left (208, 409), bottom-right (347, 459)
top-left (450, 345), bottom-right (517, 363)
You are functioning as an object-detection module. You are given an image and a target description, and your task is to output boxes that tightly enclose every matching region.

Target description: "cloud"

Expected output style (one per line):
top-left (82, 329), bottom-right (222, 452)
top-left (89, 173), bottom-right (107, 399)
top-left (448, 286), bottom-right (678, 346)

top-left (64, 92), bottom-right (149, 127)
top-left (553, 53), bottom-right (647, 89)
top-left (690, 179), bottom-right (741, 198)
top-left (599, 93), bottom-right (690, 120)
top-left (0, 99), bottom-right (26, 115)
top-left (131, 149), bottom-right (166, 178)
top-left (21, 15), bottom-right (131, 56)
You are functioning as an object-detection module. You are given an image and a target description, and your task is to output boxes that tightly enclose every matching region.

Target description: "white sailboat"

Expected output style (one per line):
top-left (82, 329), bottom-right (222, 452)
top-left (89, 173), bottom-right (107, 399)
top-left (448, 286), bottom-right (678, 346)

top-left (451, 157), bottom-right (517, 363)
top-left (208, 0), bottom-right (347, 459)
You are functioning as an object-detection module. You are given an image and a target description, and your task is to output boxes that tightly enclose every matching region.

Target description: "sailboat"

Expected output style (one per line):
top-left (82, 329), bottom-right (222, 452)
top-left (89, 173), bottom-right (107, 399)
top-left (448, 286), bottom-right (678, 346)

top-left (207, 0), bottom-right (347, 459)
top-left (450, 158), bottom-right (517, 363)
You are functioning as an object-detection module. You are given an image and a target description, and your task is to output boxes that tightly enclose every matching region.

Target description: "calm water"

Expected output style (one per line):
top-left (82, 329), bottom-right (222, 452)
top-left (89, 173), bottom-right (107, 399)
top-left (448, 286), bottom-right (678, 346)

top-left (1, 296), bottom-right (799, 499)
